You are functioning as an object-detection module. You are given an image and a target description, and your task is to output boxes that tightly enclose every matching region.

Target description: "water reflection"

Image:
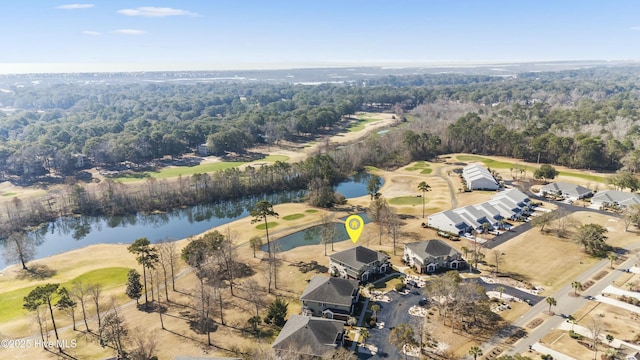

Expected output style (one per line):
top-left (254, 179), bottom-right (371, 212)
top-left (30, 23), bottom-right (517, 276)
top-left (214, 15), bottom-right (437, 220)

top-left (0, 173), bottom-right (378, 269)
top-left (262, 213), bottom-right (371, 252)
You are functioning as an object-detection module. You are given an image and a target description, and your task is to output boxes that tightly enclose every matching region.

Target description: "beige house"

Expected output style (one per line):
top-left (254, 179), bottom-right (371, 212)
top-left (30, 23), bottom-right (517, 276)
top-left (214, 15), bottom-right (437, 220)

top-left (329, 246), bottom-right (390, 282)
top-left (300, 276), bottom-right (360, 321)
top-left (403, 239), bottom-right (466, 273)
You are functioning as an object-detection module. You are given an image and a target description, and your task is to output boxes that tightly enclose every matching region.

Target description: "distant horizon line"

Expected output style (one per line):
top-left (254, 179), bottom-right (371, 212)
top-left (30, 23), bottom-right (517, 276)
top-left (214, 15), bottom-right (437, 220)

top-left (0, 59), bottom-right (636, 75)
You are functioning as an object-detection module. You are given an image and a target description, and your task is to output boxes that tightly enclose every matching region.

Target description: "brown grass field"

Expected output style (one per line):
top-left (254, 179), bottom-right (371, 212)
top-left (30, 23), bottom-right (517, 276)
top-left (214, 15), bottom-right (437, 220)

top-left (4, 125), bottom-right (640, 359)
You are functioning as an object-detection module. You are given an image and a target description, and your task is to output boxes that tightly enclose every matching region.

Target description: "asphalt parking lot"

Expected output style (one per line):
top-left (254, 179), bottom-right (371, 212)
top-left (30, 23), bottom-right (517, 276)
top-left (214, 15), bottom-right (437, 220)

top-left (359, 287), bottom-right (425, 359)
top-left (357, 277), bottom-right (543, 359)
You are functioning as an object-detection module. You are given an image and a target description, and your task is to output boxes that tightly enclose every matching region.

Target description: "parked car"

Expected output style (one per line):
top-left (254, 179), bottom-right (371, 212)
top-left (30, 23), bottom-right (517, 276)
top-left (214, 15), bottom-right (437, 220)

top-left (418, 298), bottom-right (428, 306)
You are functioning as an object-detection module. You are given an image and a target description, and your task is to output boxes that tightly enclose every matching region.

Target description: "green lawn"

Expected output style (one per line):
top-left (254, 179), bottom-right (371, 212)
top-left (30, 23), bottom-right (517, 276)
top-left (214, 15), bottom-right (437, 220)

top-left (406, 161), bottom-right (433, 174)
top-left (1, 192), bottom-right (17, 197)
top-left (347, 115), bottom-right (379, 132)
top-left (305, 209), bottom-right (318, 213)
top-left (282, 214), bottom-right (305, 221)
top-left (255, 221), bottom-right (279, 230)
top-left (114, 154), bottom-right (290, 182)
top-left (456, 155), bottom-right (607, 183)
top-left (0, 267), bottom-right (129, 323)
top-left (389, 196), bottom-right (424, 206)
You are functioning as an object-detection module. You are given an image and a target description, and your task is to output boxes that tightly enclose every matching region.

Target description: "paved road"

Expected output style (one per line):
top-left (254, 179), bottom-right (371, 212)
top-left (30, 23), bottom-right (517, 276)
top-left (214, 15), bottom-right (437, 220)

top-left (474, 243), bottom-right (640, 358)
top-left (435, 165), bottom-right (458, 210)
top-left (473, 278), bottom-right (544, 305)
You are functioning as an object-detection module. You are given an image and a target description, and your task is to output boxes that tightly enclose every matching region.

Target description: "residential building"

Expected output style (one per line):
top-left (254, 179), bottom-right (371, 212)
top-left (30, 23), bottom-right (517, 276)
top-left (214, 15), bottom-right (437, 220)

top-left (74, 153), bottom-right (87, 168)
top-left (272, 315), bottom-right (345, 358)
top-left (540, 182), bottom-right (593, 200)
top-left (591, 190), bottom-right (640, 208)
top-left (300, 276), bottom-right (360, 321)
top-left (197, 143), bottom-right (209, 156)
top-left (329, 246), bottom-right (390, 282)
top-left (462, 164), bottom-right (499, 191)
top-left (403, 239), bottom-right (466, 273)
top-left (428, 188), bottom-right (530, 235)
top-left (427, 210), bottom-right (470, 235)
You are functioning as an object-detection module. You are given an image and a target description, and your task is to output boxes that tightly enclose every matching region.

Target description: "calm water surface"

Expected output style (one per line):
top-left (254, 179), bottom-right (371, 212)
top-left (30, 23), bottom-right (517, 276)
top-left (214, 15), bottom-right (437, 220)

top-left (0, 173), bottom-right (381, 269)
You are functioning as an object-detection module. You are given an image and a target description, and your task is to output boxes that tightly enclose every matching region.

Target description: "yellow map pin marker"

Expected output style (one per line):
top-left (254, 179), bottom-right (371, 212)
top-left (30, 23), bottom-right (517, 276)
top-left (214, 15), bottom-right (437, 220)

top-left (345, 215), bottom-right (364, 244)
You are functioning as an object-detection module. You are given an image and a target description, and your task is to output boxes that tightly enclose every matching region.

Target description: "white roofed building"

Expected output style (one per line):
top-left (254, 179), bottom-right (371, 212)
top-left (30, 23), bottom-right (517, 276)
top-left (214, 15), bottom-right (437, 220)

top-left (540, 182), bottom-right (592, 200)
top-left (462, 164), bottom-right (499, 191)
top-left (428, 188), bottom-right (531, 234)
top-left (591, 190), bottom-right (640, 208)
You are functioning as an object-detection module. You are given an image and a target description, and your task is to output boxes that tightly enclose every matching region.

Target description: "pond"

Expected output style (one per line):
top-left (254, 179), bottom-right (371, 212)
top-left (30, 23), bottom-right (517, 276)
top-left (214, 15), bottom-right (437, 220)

top-left (261, 213), bottom-right (371, 252)
top-left (0, 172), bottom-right (381, 269)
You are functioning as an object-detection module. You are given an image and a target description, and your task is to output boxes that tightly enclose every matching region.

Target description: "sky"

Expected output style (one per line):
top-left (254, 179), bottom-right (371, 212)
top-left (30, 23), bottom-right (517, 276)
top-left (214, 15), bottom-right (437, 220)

top-left (2, 1), bottom-right (640, 73)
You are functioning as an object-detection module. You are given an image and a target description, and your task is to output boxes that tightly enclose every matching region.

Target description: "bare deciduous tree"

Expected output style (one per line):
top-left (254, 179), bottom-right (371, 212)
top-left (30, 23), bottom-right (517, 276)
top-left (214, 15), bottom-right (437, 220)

top-left (244, 278), bottom-right (266, 317)
top-left (589, 317), bottom-right (603, 360)
top-left (89, 283), bottom-right (103, 330)
top-left (554, 209), bottom-right (576, 238)
top-left (71, 280), bottom-right (91, 332)
top-left (2, 231), bottom-right (36, 270)
top-left (100, 306), bottom-right (128, 358)
top-left (157, 239), bottom-right (178, 299)
top-left (129, 328), bottom-right (158, 360)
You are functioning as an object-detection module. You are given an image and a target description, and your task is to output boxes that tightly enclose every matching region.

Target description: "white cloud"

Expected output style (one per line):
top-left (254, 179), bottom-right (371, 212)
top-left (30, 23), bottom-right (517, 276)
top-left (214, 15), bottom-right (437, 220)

top-left (117, 6), bottom-right (198, 17)
top-left (82, 30), bottom-right (100, 36)
top-left (56, 4), bottom-right (94, 10)
top-left (112, 29), bottom-right (147, 35)
top-left (631, 27), bottom-right (640, 31)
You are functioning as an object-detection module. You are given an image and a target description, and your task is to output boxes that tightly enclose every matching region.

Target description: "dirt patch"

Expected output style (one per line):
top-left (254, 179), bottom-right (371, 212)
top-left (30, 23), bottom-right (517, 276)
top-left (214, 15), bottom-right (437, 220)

top-left (527, 318), bottom-right (543, 329)
top-left (483, 347), bottom-right (503, 359)
top-left (289, 260), bottom-right (328, 274)
top-left (593, 271), bottom-right (609, 281)
top-left (504, 329), bottom-right (527, 345)
top-left (581, 280), bottom-right (594, 290)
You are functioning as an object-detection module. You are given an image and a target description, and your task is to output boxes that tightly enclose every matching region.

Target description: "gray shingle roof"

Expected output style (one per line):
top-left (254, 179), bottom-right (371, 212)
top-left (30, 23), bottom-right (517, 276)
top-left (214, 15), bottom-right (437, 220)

top-left (405, 239), bottom-right (460, 259)
top-left (300, 276), bottom-right (359, 306)
top-left (272, 315), bottom-right (343, 357)
top-left (329, 246), bottom-right (389, 269)
top-left (592, 190), bottom-right (640, 206)
top-left (540, 182), bottom-right (592, 198)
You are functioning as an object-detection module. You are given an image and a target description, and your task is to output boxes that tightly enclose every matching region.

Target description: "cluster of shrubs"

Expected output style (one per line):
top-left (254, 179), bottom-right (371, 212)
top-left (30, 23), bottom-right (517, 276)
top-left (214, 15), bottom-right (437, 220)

top-left (618, 295), bottom-right (640, 306)
top-left (569, 330), bottom-right (584, 340)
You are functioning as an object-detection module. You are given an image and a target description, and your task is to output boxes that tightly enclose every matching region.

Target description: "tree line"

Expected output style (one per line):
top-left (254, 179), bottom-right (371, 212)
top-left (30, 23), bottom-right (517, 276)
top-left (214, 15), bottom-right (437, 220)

top-left (6, 66), bottom-right (640, 180)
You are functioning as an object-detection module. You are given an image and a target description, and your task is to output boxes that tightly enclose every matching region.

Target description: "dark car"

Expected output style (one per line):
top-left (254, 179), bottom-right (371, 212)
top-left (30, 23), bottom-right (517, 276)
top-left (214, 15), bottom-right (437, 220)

top-left (418, 297), bottom-right (428, 306)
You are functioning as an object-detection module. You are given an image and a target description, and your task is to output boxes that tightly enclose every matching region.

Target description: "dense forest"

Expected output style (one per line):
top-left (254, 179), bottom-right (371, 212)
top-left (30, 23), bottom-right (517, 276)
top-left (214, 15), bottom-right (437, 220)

top-left (3, 66), bottom-right (640, 182)
top-left (3, 65), bottom-right (640, 232)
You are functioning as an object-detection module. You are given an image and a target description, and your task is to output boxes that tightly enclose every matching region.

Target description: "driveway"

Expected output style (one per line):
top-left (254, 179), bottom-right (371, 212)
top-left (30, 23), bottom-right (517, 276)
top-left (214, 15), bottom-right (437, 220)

top-left (472, 278), bottom-right (544, 305)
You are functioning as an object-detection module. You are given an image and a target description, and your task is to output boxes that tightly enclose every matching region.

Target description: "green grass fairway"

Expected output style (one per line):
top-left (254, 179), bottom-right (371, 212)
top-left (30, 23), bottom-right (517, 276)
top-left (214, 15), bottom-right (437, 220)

top-left (255, 221), bottom-right (279, 230)
top-left (406, 161), bottom-right (432, 174)
top-left (1, 192), bottom-right (17, 197)
top-left (305, 209), bottom-right (318, 213)
top-left (0, 267), bottom-right (129, 323)
top-left (347, 115), bottom-right (379, 132)
top-left (389, 196), bottom-right (424, 206)
top-left (114, 155), bottom-right (289, 182)
top-left (282, 214), bottom-right (305, 221)
top-left (456, 155), bottom-right (607, 183)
